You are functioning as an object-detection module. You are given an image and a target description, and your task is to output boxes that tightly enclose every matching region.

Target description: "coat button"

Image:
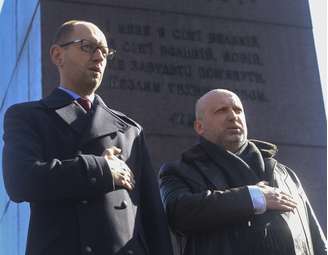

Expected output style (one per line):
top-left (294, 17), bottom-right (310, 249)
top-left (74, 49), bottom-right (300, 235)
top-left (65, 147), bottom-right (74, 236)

top-left (85, 245), bottom-right (93, 253)
top-left (127, 250), bottom-right (134, 255)
top-left (90, 177), bottom-right (97, 184)
top-left (81, 200), bottom-right (88, 205)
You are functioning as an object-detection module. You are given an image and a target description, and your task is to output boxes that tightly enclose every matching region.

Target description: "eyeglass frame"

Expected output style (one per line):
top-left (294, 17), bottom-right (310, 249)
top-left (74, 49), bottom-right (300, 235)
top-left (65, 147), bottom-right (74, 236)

top-left (59, 39), bottom-right (116, 60)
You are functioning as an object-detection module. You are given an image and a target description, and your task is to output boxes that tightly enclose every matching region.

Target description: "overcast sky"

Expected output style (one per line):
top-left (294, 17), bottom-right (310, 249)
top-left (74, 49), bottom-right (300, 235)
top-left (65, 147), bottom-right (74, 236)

top-left (0, 0), bottom-right (326, 106)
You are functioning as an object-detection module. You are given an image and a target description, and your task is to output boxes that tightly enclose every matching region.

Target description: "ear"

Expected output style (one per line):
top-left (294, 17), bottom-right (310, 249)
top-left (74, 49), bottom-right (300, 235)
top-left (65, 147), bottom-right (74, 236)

top-left (50, 45), bottom-right (64, 66)
top-left (194, 119), bottom-right (204, 136)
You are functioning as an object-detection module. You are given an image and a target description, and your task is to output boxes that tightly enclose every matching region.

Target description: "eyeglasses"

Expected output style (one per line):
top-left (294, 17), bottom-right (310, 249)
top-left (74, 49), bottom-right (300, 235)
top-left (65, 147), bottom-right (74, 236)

top-left (59, 39), bottom-right (116, 60)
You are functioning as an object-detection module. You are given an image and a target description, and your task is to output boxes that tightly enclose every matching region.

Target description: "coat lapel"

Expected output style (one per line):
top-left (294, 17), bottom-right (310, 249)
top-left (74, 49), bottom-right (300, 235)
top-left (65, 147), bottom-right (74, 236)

top-left (41, 88), bottom-right (89, 135)
top-left (182, 144), bottom-right (229, 190)
top-left (80, 95), bottom-right (129, 145)
top-left (55, 102), bottom-right (89, 135)
top-left (41, 89), bottom-right (128, 142)
top-left (193, 160), bottom-right (229, 190)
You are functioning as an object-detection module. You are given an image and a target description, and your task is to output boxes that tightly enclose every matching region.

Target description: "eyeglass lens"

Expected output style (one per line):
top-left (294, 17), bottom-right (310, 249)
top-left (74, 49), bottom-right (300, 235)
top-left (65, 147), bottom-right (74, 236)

top-left (80, 40), bottom-right (115, 59)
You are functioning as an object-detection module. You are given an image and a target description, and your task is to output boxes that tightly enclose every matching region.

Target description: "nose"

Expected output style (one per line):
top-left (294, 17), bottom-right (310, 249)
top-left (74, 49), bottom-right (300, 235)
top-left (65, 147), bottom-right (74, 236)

top-left (92, 48), bottom-right (106, 61)
top-left (227, 109), bottom-right (238, 120)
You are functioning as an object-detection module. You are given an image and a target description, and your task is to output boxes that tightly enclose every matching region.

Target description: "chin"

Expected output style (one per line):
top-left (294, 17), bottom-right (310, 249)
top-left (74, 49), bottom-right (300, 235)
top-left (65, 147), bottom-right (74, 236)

top-left (226, 135), bottom-right (246, 146)
top-left (89, 77), bottom-right (101, 87)
top-left (228, 134), bottom-right (242, 141)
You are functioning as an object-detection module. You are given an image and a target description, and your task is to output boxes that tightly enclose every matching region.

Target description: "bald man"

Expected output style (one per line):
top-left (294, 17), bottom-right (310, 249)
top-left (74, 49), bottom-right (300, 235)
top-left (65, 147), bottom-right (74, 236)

top-left (159, 89), bottom-right (326, 255)
top-left (3, 20), bottom-right (173, 255)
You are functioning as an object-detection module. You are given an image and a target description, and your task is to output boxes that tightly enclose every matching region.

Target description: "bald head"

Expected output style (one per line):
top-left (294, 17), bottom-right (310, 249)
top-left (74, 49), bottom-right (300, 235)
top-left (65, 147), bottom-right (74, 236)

top-left (194, 89), bottom-right (247, 152)
top-left (195, 89), bottom-right (242, 120)
top-left (53, 20), bottom-right (104, 45)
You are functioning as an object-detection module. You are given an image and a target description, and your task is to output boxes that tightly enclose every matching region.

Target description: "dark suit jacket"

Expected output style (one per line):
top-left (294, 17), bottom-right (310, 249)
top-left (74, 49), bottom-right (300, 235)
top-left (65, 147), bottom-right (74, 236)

top-left (3, 88), bottom-right (173, 255)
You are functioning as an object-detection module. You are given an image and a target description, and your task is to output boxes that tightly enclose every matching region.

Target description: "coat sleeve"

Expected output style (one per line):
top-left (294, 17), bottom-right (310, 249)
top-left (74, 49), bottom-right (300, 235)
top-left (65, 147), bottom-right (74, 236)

top-left (137, 131), bottom-right (174, 255)
top-left (2, 104), bottom-right (115, 203)
top-left (286, 167), bottom-right (327, 254)
top-left (159, 161), bottom-right (254, 234)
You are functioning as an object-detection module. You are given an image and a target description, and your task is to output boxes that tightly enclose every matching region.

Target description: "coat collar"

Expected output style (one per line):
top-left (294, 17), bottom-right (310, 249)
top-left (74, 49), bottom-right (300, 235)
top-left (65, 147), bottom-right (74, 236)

top-left (182, 138), bottom-right (278, 162)
top-left (181, 140), bottom-right (233, 189)
top-left (250, 139), bottom-right (278, 158)
top-left (81, 95), bottom-right (128, 144)
top-left (40, 88), bottom-right (128, 144)
top-left (182, 138), bottom-right (274, 188)
top-left (41, 87), bottom-right (75, 108)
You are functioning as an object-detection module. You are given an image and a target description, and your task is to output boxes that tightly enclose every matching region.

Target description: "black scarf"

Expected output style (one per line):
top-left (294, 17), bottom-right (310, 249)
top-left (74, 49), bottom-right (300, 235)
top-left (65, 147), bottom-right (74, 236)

top-left (199, 138), bottom-right (296, 255)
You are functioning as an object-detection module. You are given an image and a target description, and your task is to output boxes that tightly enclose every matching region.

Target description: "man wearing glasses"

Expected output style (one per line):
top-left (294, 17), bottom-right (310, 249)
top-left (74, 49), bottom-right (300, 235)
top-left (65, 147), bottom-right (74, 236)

top-left (2, 20), bottom-right (173, 255)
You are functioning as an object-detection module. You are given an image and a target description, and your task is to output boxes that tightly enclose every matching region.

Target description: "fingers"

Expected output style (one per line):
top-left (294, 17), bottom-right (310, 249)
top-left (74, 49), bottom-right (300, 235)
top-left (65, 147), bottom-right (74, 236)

top-left (258, 185), bottom-right (297, 212)
top-left (102, 146), bottom-right (121, 158)
top-left (116, 171), bottom-right (135, 191)
top-left (274, 190), bottom-right (297, 209)
top-left (101, 147), bottom-right (135, 191)
top-left (111, 169), bottom-right (135, 191)
top-left (107, 156), bottom-right (135, 191)
top-left (256, 181), bottom-right (269, 187)
top-left (119, 167), bottom-right (135, 185)
top-left (116, 159), bottom-right (135, 182)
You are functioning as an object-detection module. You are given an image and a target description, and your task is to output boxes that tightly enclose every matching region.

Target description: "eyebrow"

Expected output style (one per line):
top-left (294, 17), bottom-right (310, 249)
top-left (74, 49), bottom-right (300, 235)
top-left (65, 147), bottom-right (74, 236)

top-left (86, 39), bottom-right (107, 46)
top-left (213, 106), bottom-right (226, 112)
top-left (212, 105), bottom-right (242, 112)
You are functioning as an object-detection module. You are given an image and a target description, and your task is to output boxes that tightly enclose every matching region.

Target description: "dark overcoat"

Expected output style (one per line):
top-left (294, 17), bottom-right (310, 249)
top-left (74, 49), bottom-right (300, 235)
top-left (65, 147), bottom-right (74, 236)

top-left (159, 139), bottom-right (326, 255)
top-left (3, 88), bottom-right (173, 255)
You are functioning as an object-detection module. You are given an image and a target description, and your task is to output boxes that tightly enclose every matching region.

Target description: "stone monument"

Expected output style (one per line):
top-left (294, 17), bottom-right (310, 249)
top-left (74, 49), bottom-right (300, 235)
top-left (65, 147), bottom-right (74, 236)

top-left (40, 0), bottom-right (326, 230)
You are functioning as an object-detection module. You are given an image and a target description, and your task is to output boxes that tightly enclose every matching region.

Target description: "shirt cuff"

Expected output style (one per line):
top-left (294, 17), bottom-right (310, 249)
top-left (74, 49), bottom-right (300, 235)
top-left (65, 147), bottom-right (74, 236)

top-left (247, 185), bottom-right (266, 214)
